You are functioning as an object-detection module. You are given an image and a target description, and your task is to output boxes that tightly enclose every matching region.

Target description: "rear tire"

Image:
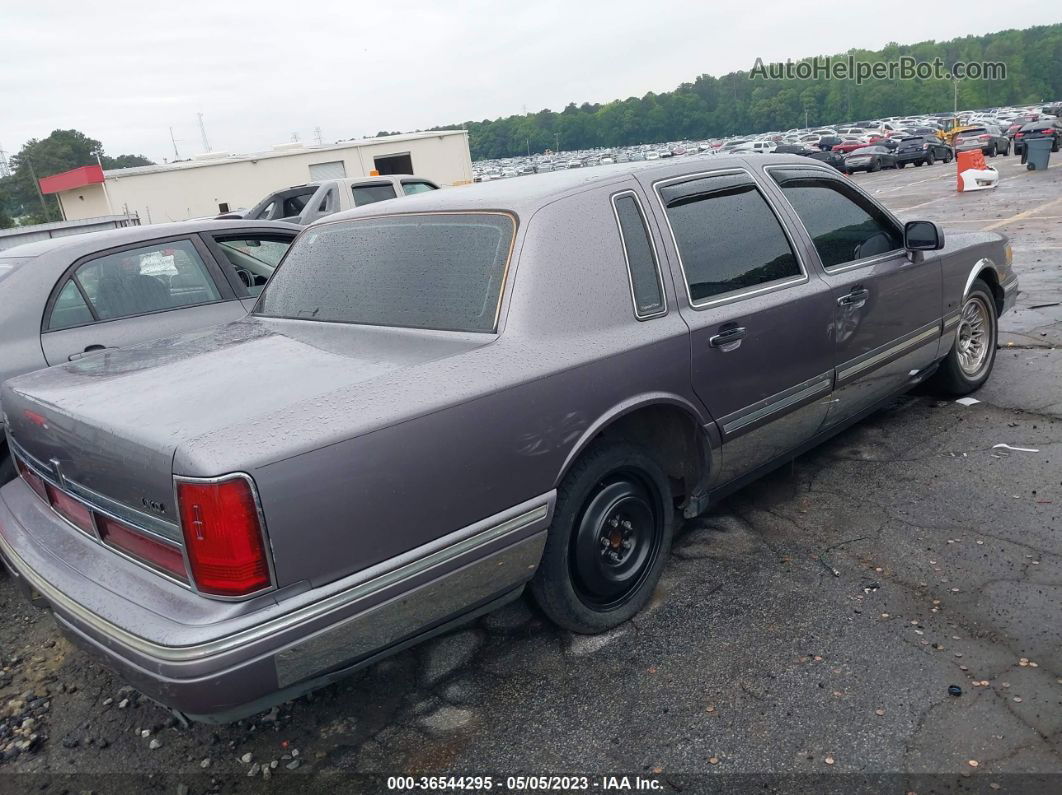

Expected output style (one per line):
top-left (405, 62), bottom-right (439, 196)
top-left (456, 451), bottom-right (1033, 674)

top-left (530, 440), bottom-right (674, 634)
top-left (897, 160), bottom-right (905, 168)
top-left (989, 143), bottom-right (997, 157)
top-left (945, 149), bottom-right (954, 163)
top-left (931, 281), bottom-right (998, 396)
top-left (926, 151), bottom-right (935, 165)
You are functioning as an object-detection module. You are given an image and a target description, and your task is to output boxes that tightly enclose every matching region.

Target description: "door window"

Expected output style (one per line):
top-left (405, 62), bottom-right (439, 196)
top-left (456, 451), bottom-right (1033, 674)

top-left (69, 239), bottom-right (221, 322)
top-left (768, 170), bottom-right (902, 269)
top-left (352, 182), bottom-right (398, 206)
top-left (660, 174), bottom-right (802, 304)
top-left (214, 236), bottom-right (293, 295)
top-left (400, 180), bottom-right (437, 195)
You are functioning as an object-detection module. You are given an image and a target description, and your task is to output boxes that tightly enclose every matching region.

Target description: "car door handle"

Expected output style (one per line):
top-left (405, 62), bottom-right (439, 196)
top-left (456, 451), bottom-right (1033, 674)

top-left (68, 345), bottom-right (115, 361)
top-left (837, 288), bottom-right (869, 308)
top-left (709, 326), bottom-right (746, 349)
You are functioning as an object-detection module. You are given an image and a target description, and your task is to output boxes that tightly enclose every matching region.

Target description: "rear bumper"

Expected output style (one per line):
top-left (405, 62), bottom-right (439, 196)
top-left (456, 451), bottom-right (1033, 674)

top-left (0, 480), bottom-right (551, 722)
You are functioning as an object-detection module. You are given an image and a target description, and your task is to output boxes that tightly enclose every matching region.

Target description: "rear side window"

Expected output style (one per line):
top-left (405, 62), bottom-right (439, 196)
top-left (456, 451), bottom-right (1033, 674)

top-left (256, 213), bottom-right (514, 333)
top-left (71, 239), bottom-right (222, 321)
top-left (352, 183), bottom-right (398, 206)
top-left (769, 170), bottom-right (902, 268)
top-left (612, 193), bottom-right (665, 318)
top-left (660, 174), bottom-right (801, 304)
top-left (401, 181), bottom-right (437, 196)
top-left (47, 280), bottom-right (94, 330)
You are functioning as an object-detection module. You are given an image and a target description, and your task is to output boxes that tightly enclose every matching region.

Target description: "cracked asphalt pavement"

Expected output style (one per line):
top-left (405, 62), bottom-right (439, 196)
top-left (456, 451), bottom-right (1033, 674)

top-left (0, 155), bottom-right (1059, 792)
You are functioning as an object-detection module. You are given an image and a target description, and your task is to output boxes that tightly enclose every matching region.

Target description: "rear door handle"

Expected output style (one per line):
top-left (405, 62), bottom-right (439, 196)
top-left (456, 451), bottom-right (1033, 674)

top-left (709, 326), bottom-right (746, 349)
top-left (837, 288), bottom-right (869, 308)
top-left (68, 345), bottom-right (115, 361)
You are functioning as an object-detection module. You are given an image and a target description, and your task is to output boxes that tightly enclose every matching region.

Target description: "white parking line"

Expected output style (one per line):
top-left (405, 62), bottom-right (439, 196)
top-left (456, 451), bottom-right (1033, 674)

top-left (983, 197), bottom-right (1062, 231)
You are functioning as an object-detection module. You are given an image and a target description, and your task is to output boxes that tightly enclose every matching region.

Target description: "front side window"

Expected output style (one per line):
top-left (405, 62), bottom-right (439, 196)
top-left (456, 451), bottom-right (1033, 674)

top-left (769, 170), bottom-right (902, 269)
top-left (352, 183), bottom-right (398, 206)
top-left (401, 181), bottom-right (437, 196)
top-left (613, 193), bottom-right (664, 318)
top-left (72, 239), bottom-right (221, 321)
top-left (256, 213), bottom-right (514, 333)
top-left (215, 236), bottom-right (293, 295)
top-left (660, 174), bottom-right (801, 304)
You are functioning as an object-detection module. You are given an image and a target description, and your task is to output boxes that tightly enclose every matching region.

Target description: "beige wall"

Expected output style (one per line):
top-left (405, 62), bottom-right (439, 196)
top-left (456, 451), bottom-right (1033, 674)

top-left (63, 132), bottom-right (473, 224)
top-left (57, 183), bottom-right (112, 219)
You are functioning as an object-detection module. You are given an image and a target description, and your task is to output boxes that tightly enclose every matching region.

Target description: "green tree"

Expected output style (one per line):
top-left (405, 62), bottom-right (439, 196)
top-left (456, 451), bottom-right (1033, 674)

top-left (0, 129), bottom-right (155, 222)
top-left (428, 23), bottom-right (1062, 159)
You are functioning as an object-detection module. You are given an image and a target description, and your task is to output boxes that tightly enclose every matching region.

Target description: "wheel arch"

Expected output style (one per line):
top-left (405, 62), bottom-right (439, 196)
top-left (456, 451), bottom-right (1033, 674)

top-left (964, 258), bottom-right (1004, 315)
top-left (554, 394), bottom-right (719, 517)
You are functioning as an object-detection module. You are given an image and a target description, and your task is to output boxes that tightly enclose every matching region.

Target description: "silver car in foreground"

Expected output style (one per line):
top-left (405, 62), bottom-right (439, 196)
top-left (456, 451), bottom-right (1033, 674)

top-left (0, 220), bottom-right (298, 483)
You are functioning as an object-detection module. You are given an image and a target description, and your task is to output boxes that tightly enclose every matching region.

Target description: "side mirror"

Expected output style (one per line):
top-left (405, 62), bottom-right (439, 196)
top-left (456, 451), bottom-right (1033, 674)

top-left (904, 220), bottom-right (944, 251)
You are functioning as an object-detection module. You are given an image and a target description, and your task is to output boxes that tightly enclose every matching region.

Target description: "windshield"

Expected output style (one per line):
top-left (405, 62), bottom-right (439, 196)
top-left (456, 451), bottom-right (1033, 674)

top-left (255, 213), bottom-right (515, 333)
top-left (0, 259), bottom-right (27, 284)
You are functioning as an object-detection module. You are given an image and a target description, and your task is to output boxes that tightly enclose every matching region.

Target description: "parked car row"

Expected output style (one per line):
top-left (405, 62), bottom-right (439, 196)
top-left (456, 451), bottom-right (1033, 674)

top-left (472, 102), bottom-right (1059, 182)
top-left (0, 154), bottom-right (1018, 725)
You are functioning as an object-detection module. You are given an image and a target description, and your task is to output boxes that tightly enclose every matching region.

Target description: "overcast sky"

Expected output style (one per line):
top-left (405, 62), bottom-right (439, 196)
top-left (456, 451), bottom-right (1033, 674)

top-left (1, 1), bottom-right (1056, 163)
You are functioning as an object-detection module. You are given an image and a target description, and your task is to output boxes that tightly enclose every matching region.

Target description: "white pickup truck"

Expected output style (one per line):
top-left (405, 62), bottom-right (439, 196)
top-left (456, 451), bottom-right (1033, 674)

top-left (228, 175), bottom-right (440, 226)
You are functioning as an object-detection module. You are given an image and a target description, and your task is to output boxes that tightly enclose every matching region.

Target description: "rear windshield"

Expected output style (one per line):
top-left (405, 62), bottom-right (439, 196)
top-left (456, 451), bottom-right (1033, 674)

top-left (0, 259), bottom-right (27, 284)
top-left (255, 213), bottom-right (514, 333)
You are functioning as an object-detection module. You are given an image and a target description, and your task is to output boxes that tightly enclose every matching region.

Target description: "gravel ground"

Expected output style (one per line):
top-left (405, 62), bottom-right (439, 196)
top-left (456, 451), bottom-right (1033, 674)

top-left (1, 154), bottom-right (1060, 793)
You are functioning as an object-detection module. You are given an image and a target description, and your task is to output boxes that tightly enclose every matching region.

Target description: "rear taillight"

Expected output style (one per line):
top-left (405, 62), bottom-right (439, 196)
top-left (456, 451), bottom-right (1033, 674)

top-left (96, 514), bottom-right (188, 582)
top-left (45, 484), bottom-right (95, 535)
top-left (978, 135), bottom-right (991, 140)
top-left (177, 476), bottom-right (271, 597)
top-left (955, 137), bottom-right (964, 144)
top-left (15, 458), bottom-right (48, 503)
top-left (1015, 132), bottom-right (1024, 138)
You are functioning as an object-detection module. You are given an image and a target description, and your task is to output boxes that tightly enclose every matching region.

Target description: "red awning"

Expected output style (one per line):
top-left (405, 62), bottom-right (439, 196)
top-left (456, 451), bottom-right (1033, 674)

top-left (38, 165), bottom-right (105, 195)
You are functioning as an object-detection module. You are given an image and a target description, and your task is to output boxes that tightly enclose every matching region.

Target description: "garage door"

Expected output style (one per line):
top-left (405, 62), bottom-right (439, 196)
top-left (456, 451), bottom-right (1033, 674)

top-left (309, 160), bottom-right (347, 181)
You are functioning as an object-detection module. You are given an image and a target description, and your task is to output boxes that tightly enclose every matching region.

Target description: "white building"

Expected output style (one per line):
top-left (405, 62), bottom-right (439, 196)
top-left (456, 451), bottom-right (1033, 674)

top-left (48, 130), bottom-right (472, 223)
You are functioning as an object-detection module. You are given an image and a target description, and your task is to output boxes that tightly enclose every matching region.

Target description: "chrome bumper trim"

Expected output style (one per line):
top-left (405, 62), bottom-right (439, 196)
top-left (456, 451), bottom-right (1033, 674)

top-left (0, 498), bottom-right (550, 664)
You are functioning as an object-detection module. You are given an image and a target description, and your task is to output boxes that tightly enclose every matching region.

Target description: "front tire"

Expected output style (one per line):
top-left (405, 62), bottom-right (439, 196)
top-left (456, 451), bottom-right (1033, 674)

top-left (869, 159), bottom-right (881, 172)
top-left (530, 441), bottom-right (674, 633)
top-left (931, 281), bottom-right (998, 396)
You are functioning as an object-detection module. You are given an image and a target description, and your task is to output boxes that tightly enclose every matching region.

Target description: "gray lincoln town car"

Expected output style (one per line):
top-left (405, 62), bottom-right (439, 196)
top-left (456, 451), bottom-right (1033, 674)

top-left (0, 156), bottom-right (1017, 722)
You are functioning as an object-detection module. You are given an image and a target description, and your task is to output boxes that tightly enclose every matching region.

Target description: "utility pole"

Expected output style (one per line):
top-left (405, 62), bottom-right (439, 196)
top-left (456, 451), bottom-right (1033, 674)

top-left (291, 132), bottom-right (300, 143)
top-left (314, 126), bottom-right (323, 146)
top-left (554, 132), bottom-right (560, 153)
top-left (0, 144), bottom-right (10, 178)
top-left (953, 76), bottom-right (958, 113)
top-left (804, 106), bottom-right (809, 129)
top-left (169, 127), bottom-right (180, 160)
top-left (24, 157), bottom-right (50, 218)
top-left (197, 112), bottom-right (211, 152)
top-left (527, 138), bottom-right (530, 157)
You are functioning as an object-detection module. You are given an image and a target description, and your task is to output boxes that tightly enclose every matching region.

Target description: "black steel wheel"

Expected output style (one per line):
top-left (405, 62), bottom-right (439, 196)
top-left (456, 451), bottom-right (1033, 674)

top-left (531, 440), bottom-right (674, 633)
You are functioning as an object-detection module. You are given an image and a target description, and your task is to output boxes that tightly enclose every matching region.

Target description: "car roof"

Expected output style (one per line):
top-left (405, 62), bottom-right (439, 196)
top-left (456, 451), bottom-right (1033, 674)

top-left (315, 155), bottom-right (817, 224)
top-left (0, 219), bottom-right (301, 259)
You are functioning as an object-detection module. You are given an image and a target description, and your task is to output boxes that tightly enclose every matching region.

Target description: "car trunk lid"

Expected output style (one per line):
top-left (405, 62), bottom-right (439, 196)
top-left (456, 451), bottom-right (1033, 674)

top-left (2, 317), bottom-right (493, 535)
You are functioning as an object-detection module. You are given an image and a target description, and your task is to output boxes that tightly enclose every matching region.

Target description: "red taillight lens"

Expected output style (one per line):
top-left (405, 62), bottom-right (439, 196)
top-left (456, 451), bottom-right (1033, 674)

top-left (16, 458), bottom-right (49, 504)
top-left (45, 484), bottom-right (95, 535)
top-left (978, 135), bottom-right (991, 140)
top-left (1015, 132), bottom-right (1024, 138)
top-left (176, 477), bottom-right (271, 597)
top-left (96, 514), bottom-right (188, 582)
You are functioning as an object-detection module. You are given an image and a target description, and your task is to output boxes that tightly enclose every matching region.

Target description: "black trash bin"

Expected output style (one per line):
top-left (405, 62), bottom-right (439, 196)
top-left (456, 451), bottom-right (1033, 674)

top-left (1022, 138), bottom-right (1052, 171)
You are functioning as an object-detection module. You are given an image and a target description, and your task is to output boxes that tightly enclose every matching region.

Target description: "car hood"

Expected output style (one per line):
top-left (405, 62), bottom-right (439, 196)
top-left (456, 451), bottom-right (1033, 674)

top-left (2, 317), bottom-right (493, 520)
